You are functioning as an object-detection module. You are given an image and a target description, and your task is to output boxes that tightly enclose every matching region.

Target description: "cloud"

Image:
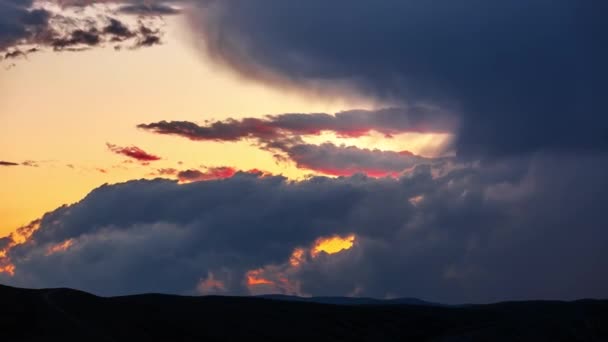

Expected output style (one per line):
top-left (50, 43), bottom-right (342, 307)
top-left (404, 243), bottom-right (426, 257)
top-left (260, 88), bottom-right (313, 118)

top-left (274, 142), bottom-right (435, 177)
top-left (1, 154), bottom-right (608, 303)
top-left (156, 168), bottom-right (178, 176)
top-left (187, 0), bottom-right (608, 158)
top-left (177, 166), bottom-right (236, 183)
top-left (21, 160), bottom-right (39, 167)
top-left (138, 107), bottom-right (456, 142)
top-left (106, 143), bottom-right (161, 162)
top-left (0, 1), bottom-right (167, 62)
top-left (139, 108), bottom-right (451, 177)
top-left (118, 3), bottom-right (181, 16)
top-left (0, 161), bottom-right (19, 166)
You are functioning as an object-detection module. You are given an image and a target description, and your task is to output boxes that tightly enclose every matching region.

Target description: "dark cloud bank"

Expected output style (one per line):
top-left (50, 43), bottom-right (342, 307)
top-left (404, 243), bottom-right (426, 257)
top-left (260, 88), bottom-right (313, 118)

top-left (2, 155), bottom-right (608, 303)
top-left (190, 0), bottom-right (608, 158)
top-left (2, 1), bottom-right (608, 303)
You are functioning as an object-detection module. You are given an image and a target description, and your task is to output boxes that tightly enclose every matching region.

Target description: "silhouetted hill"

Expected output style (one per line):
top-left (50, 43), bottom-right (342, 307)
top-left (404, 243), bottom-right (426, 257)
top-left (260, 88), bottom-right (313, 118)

top-left (257, 294), bottom-right (440, 306)
top-left (1, 284), bottom-right (608, 341)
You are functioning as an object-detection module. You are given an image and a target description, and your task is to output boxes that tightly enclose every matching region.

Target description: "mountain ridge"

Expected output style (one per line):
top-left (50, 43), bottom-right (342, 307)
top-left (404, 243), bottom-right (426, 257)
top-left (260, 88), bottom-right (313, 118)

top-left (2, 283), bottom-right (608, 341)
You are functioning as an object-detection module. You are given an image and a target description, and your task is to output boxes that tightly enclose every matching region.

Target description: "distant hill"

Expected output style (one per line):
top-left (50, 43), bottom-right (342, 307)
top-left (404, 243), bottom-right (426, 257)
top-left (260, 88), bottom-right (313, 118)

top-left (257, 294), bottom-right (440, 306)
top-left (1, 284), bottom-right (607, 341)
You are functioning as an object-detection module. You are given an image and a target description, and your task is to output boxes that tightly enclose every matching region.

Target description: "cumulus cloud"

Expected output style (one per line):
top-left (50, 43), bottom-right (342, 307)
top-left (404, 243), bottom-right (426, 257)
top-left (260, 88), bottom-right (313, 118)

top-left (187, 0), bottom-right (608, 158)
top-left (1, 154), bottom-right (608, 303)
top-left (106, 143), bottom-right (161, 162)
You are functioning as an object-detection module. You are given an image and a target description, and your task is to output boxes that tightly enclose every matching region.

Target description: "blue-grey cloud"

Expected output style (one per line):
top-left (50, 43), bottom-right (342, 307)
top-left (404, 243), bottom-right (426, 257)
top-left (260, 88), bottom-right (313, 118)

top-left (188, 0), bottom-right (608, 158)
top-left (118, 3), bottom-right (181, 16)
top-left (2, 153), bottom-right (607, 303)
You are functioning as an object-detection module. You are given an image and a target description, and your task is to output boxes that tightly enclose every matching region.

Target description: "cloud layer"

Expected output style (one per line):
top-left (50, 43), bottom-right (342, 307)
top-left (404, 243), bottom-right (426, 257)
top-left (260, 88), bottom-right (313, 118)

top-left (2, 154), bottom-right (608, 303)
top-left (139, 108), bottom-right (451, 177)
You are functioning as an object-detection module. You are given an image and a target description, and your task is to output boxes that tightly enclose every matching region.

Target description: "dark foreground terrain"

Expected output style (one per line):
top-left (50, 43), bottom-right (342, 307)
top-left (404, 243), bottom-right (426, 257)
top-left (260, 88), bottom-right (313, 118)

top-left (1, 284), bottom-right (607, 341)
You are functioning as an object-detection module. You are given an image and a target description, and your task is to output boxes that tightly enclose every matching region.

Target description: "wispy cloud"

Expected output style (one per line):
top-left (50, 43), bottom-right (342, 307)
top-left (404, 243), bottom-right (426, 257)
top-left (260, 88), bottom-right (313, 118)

top-left (106, 143), bottom-right (161, 163)
top-left (0, 161), bottom-right (19, 166)
top-left (139, 108), bottom-right (451, 177)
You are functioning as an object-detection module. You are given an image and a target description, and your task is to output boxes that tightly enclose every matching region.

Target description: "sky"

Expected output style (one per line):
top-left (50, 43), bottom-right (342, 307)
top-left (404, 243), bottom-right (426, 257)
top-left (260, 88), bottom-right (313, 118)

top-left (0, 0), bottom-right (607, 304)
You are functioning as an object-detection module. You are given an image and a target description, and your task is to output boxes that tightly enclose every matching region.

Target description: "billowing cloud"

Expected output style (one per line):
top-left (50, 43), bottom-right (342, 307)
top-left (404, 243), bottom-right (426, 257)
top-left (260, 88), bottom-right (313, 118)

top-left (187, 0), bottom-right (608, 158)
top-left (106, 143), bottom-right (161, 162)
top-left (1, 154), bottom-right (608, 303)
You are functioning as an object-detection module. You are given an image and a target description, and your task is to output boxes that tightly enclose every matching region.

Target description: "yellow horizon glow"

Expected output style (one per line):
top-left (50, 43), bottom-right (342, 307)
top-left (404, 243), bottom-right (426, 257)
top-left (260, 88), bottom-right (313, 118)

top-left (0, 16), bottom-right (378, 236)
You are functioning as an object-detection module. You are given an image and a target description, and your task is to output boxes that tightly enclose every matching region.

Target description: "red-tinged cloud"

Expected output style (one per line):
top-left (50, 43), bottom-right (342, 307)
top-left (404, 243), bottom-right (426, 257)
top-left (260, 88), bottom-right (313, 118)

top-left (177, 166), bottom-right (237, 183)
top-left (197, 272), bottom-right (227, 295)
top-left (106, 143), bottom-right (161, 162)
top-left (139, 108), bottom-right (450, 177)
top-left (138, 107), bottom-right (455, 143)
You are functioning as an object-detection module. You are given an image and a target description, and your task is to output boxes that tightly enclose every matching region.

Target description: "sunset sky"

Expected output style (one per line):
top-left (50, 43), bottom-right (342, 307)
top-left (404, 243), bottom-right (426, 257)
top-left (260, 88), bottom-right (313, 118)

top-left (1, 0), bottom-right (607, 304)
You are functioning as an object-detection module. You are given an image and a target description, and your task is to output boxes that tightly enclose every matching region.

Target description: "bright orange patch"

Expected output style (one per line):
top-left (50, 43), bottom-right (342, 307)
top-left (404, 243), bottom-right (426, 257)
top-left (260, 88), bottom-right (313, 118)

top-left (0, 263), bottom-right (15, 276)
top-left (289, 248), bottom-right (305, 267)
top-left (311, 234), bottom-right (355, 257)
top-left (246, 269), bottom-right (274, 286)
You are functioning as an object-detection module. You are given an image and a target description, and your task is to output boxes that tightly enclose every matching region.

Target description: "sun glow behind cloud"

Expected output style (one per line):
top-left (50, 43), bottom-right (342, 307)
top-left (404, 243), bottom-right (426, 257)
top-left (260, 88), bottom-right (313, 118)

top-left (311, 234), bottom-right (356, 257)
top-left (245, 233), bottom-right (356, 295)
top-left (303, 132), bottom-right (454, 158)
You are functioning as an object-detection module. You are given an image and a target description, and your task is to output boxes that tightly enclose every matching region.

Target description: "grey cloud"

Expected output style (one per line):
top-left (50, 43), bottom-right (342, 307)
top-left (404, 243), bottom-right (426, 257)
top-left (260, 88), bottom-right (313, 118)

top-left (138, 107), bottom-right (452, 176)
top-left (0, 0), bottom-right (167, 60)
top-left (139, 107), bottom-right (455, 142)
top-left (1, 153), bottom-right (607, 303)
top-left (118, 3), bottom-right (181, 16)
top-left (276, 142), bottom-right (435, 177)
top-left (188, 0), bottom-right (608, 158)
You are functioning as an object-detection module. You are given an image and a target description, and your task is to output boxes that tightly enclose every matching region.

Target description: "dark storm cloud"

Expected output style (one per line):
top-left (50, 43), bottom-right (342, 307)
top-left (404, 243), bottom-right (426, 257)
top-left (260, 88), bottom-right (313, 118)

top-left (189, 0), bottom-right (608, 158)
top-left (1, 154), bottom-right (608, 303)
